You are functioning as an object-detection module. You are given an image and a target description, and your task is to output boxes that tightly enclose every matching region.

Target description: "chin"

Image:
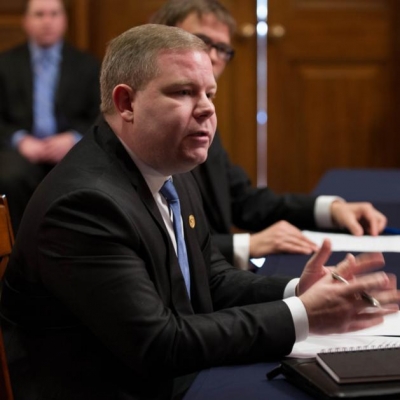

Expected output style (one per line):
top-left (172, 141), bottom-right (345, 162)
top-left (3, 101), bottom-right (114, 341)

top-left (193, 153), bottom-right (208, 166)
top-left (179, 158), bottom-right (206, 174)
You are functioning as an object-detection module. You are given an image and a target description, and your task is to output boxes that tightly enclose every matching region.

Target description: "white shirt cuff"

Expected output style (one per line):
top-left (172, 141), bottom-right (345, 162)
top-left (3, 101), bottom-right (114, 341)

top-left (283, 296), bottom-right (309, 342)
top-left (284, 278), bottom-right (299, 298)
top-left (233, 233), bottom-right (250, 270)
top-left (314, 195), bottom-right (345, 228)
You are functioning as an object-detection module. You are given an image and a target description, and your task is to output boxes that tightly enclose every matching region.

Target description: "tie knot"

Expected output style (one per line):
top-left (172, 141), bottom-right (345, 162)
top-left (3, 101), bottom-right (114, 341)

top-left (160, 179), bottom-right (179, 203)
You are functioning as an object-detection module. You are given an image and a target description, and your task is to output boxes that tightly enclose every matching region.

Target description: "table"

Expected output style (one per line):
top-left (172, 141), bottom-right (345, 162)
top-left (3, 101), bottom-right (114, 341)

top-left (313, 168), bottom-right (400, 203)
top-left (183, 169), bottom-right (400, 400)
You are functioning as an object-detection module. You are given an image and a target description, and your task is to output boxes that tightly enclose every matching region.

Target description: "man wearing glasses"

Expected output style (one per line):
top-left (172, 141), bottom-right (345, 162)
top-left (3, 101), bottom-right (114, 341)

top-left (151, 0), bottom-right (387, 270)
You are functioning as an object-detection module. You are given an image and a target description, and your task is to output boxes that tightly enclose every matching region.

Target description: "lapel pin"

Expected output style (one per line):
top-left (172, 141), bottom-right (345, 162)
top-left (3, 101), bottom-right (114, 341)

top-left (189, 215), bottom-right (195, 228)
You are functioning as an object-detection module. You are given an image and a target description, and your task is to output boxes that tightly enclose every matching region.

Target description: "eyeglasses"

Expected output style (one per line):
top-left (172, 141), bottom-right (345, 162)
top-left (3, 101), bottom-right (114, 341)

top-left (194, 33), bottom-right (235, 62)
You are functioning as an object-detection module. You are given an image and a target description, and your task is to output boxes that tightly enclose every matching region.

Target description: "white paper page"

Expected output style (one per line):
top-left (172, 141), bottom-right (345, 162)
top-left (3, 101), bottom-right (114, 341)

top-left (349, 312), bottom-right (400, 336)
top-left (289, 313), bottom-right (400, 358)
top-left (302, 230), bottom-right (400, 252)
top-left (289, 335), bottom-right (400, 358)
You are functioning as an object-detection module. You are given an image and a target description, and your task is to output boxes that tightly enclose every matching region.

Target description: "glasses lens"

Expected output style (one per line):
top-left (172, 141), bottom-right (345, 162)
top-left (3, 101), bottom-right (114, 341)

top-left (194, 33), bottom-right (234, 62)
top-left (214, 44), bottom-right (235, 61)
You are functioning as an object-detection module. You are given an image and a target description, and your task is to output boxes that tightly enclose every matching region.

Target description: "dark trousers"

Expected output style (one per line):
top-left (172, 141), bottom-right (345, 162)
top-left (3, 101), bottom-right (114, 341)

top-left (0, 150), bottom-right (53, 233)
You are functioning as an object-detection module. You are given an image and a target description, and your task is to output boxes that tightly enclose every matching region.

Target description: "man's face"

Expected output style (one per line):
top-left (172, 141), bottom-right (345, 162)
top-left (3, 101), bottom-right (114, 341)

top-left (129, 50), bottom-right (217, 176)
top-left (176, 12), bottom-right (232, 80)
top-left (23, 0), bottom-right (67, 47)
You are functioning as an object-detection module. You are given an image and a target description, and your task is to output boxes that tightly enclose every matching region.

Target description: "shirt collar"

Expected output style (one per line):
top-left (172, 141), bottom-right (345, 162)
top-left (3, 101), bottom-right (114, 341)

top-left (29, 40), bottom-right (63, 64)
top-left (117, 137), bottom-right (170, 195)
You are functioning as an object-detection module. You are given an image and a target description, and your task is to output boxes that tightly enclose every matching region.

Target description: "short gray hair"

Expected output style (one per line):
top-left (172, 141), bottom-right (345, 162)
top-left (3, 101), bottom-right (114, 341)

top-left (100, 24), bottom-right (207, 114)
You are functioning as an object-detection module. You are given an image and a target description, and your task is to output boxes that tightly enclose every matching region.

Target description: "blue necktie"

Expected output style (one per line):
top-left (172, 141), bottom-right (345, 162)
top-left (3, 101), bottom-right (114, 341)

top-left (33, 49), bottom-right (58, 138)
top-left (160, 179), bottom-right (191, 297)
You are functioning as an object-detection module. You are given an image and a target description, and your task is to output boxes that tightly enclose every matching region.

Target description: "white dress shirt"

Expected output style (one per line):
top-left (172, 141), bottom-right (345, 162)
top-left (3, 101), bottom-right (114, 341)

top-left (233, 195), bottom-right (344, 270)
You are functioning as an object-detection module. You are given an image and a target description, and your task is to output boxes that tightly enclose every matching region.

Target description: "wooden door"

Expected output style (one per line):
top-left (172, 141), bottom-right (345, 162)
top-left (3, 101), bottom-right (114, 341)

top-left (267, 0), bottom-right (400, 194)
top-left (88, 0), bottom-right (258, 183)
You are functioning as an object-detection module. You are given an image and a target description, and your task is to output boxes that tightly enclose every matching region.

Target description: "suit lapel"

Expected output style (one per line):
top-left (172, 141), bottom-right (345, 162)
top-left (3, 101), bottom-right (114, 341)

top-left (95, 120), bottom-right (194, 315)
top-left (56, 43), bottom-right (70, 107)
top-left (174, 175), bottom-right (213, 314)
top-left (137, 178), bottom-right (194, 316)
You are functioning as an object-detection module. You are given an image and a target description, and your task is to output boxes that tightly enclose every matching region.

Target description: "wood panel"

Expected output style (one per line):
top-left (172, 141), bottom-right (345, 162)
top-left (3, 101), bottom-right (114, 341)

top-left (0, 0), bottom-right (25, 53)
top-left (0, 16), bottom-right (25, 52)
top-left (0, 0), bottom-right (24, 12)
top-left (267, 0), bottom-right (397, 193)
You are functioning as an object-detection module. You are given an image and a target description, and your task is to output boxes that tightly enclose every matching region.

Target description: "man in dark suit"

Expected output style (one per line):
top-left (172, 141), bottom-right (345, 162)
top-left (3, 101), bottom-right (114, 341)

top-left (0, 0), bottom-right (100, 232)
top-left (150, 0), bottom-right (387, 269)
top-left (1, 24), bottom-right (398, 400)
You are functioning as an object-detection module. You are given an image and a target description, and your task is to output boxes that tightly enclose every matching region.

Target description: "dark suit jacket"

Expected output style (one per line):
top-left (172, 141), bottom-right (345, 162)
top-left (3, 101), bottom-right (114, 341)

top-left (0, 41), bottom-right (100, 147)
top-left (191, 131), bottom-right (319, 263)
top-left (1, 119), bottom-right (296, 400)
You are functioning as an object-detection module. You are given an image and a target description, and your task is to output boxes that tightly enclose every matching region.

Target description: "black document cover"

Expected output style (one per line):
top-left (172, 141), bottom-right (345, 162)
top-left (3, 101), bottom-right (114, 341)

top-left (316, 348), bottom-right (400, 384)
top-left (267, 358), bottom-right (400, 400)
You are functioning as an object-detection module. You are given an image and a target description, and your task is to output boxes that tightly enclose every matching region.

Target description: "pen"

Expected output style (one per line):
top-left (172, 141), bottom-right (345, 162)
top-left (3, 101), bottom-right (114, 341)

top-left (331, 271), bottom-right (381, 308)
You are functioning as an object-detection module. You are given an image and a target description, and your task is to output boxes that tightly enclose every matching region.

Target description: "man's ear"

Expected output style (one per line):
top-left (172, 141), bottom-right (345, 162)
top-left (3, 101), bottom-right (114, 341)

top-left (112, 84), bottom-right (135, 122)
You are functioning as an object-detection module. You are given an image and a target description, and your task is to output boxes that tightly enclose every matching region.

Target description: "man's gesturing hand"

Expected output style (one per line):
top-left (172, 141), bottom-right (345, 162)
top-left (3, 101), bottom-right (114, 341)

top-left (297, 239), bottom-right (400, 335)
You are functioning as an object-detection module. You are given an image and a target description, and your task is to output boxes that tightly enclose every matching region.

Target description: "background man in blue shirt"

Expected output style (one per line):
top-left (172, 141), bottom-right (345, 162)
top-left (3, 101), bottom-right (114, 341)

top-left (0, 0), bottom-right (100, 232)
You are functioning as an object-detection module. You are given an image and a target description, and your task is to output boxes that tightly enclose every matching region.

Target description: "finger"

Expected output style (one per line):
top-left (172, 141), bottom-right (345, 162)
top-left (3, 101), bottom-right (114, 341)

top-left (344, 215), bottom-right (364, 236)
top-left (378, 213), bottom-right (388, 233)
top-left (342, 272), bottom-right (390, 298)
top-left (370, 273), bottom-right (397, 292)
top-left (280, 244), bottom-right (314, 255)
top-left (363, 209), bottom-right (380, 236)
top-left (345, 312), bottom-right (385, 333)
top-left (376, 292), bottom-right (400, 308)
top-left (378, 217), bottom-right (387, 233)
top-left (368, 276), bottom-right (398, 305)
top-left (333, 253), bottom-right (356, 279)
top-left (367, 212), bottom-right (387, 236)
top-left (336, 252), bottom-right (384, 278)
top-left (353, 252), bottom-right (385, 274)
top-left (297, 235), bottom-right (320, 251)
top-left (303, 239), bottom-right (331, 273)
top-left (280, 236), bottom-right (319, 254)
top-left (378, 304), bottom-right (400, 313)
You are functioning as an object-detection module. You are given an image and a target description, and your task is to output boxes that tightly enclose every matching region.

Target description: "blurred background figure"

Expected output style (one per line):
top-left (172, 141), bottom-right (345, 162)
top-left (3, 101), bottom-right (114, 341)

top-left (0, 0), bottom-right (100, 233)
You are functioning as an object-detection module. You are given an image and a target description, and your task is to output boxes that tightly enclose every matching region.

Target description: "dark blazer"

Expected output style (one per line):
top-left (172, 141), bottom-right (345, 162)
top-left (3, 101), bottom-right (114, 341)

top-left (191, 131), bottom-right (319, 263)
top-left (0, 41), bottom-right (100, 147)
top-left (1, 119), bottom-right (296, 400)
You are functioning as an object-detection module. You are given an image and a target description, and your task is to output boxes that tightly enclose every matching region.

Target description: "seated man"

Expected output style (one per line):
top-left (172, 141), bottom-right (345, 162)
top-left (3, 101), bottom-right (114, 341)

top-left (1, 24), bottom-right (398, 400)
top-left (150, 0), bottom-right (387, 269)
top-left (0, 0), bottom-right (100, 232)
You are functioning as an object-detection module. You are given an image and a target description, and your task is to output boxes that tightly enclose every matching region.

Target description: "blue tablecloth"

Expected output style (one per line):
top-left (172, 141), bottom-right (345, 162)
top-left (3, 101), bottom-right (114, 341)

top-left (183, 169), bottom-right (400, 400)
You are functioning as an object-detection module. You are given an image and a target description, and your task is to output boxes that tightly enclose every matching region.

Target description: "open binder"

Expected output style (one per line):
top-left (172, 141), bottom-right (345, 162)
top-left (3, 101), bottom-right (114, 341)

top-left (267, 358), bottom-right (400, 400)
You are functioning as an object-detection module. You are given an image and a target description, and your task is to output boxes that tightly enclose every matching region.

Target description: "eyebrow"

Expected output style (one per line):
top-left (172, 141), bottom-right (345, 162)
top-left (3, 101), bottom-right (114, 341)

top-left (165, 80), bottom-right (217, 90)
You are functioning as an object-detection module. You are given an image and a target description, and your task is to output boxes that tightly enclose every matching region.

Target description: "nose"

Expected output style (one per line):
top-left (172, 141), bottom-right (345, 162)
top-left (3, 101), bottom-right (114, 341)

top-left (194, 93), bottom-right (215, 119)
